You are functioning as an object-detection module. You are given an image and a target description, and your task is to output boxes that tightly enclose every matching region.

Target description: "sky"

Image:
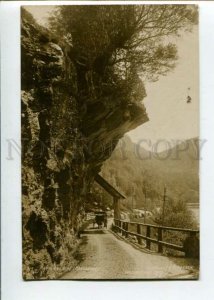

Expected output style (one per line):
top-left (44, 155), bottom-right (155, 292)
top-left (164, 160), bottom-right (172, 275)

top-left (25, 5), bottom-right (199, 151)
top-left (128, 27), bottom-right (199, 149)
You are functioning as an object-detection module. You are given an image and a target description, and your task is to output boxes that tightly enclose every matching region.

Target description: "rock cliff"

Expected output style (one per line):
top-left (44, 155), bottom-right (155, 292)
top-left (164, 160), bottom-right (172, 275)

top-left (21, 9), bottom-right (148, 279)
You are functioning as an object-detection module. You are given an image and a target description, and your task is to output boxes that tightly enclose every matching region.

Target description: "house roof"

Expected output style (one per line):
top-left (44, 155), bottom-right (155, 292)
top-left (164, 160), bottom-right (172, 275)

top-left (95, 174), bottom-right (125, 199)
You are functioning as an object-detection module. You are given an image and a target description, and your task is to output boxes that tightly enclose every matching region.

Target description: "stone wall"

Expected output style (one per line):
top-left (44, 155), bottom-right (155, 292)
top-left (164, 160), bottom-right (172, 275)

top-left (21, 9), bottom-right (148, 279)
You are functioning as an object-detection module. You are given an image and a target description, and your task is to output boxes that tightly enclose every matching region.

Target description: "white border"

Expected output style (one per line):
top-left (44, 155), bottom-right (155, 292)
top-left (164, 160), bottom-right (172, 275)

top-left (1, 1), bottom-right (214, 300)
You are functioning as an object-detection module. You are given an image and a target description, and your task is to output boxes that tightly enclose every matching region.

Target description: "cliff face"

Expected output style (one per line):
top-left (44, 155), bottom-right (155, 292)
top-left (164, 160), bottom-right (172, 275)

top-left (21, 9), bottom-right (148, 279)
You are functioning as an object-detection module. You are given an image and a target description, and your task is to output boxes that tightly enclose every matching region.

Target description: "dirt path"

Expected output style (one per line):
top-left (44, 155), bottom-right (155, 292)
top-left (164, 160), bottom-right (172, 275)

top-left (60, 227), bottom-right (194, 280)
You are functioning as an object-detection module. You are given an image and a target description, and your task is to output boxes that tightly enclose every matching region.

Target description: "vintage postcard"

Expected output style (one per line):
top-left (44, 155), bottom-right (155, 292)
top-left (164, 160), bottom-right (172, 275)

top-left (21, 4), bottom-right (199, 280)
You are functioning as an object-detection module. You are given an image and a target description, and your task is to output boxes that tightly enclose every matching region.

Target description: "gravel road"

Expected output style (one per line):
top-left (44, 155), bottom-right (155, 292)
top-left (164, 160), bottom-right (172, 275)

top-left (60, 227), bottom-right (193, 280)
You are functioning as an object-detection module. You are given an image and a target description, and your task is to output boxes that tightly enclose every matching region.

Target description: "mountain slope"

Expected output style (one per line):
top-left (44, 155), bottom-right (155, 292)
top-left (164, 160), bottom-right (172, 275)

top-left (100, 135), bottom-right (199, 210)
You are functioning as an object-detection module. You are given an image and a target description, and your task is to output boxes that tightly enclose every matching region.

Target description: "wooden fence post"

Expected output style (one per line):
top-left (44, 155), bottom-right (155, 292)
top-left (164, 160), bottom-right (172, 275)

top-left (146, 225), bottom-right (151, 249)
top-left (118, 220), bottom-right (121, 234)
top-left (114, 219), bottom-right (116, 232)
top-left (183, 232), bottom-right (199, 258)
top-left (115, 219), bottom-right (119, 233)
top-left (113, 197), bottom-right (121, 219)
top-left (122, 222), bottom-right (125, 236)
top-left (125, 222), bottom-right (129, 238)
top-left (137, 224), bottom-right (143, 245)
top-left (158, 227), bottom-right (163, 253)
top-left (112, 220), bottom-right (199, 256)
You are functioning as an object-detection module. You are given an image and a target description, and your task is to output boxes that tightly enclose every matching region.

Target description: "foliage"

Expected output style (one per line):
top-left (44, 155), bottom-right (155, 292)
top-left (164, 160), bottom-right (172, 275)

top-left (101, 136), bottom-right (199, 219)
top-left (154, 197), bottom-right (198, 257)
top-left (48, 5), bottom-right (198, 224)
top-left (49, 5), bottom-right (198, 82)
top-left (155, 197), bottom-right (197, 229)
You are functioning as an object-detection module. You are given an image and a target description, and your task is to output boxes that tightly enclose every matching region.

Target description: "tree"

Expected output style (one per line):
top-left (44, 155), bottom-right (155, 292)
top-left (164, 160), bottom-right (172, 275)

top-left (155, 197), bottom-right (197, 229)
top-left (49, 5), bottom-right (198, 81)
top-left (154, 197), bottom-right (198, 256)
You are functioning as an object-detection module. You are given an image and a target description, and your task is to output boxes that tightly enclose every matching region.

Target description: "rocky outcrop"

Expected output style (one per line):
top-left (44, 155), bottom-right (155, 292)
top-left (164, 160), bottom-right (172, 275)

top-left (21, 9), bottom-right (148, 279)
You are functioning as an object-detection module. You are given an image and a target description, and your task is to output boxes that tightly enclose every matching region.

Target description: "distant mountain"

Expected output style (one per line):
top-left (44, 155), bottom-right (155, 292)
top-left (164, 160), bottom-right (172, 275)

top-left (100, 135), bottom-right (199, 210)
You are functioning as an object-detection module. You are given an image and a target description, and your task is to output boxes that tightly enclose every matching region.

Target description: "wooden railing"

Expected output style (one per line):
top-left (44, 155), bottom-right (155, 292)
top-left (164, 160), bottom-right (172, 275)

top-left (114, 219), bottom-right (199, 257)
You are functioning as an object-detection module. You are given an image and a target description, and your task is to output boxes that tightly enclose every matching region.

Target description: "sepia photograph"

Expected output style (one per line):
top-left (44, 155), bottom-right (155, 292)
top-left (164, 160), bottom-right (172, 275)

top-left (21, 4), bottom-right (199, 280)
